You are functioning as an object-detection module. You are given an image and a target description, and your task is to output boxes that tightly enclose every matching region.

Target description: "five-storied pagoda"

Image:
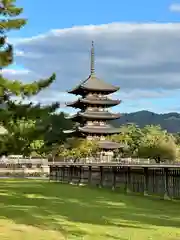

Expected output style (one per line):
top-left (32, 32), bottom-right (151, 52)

top-left (64, 41), bottom-right (122, 161)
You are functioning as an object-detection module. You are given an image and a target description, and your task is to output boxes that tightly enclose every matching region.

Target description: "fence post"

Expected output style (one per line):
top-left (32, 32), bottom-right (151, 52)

top-left (143, 167), bottom-right (149, 196)
top-left (125, 167), bottom-right (131, 193)
top-left (78, 166), bottom-right (83, 185)
top-left (55, 166), bottom-right (58, 182)
top-left (164, 167), bottom-right (170, 200)
top-left (57, 166), bottom-right (59, 181)
top-left (88, 166), bottom-right (92, 185)
top-left (68, 166), bottom-right (73, 184)
top-left (99, 166), bottom-right (104, 188)
top-left (59, 166), bottom-right (62, 182)
top-left (49, 166), bottom-right (52, 181)
top-left (112, 167), bottom-right (116, 191)
top-left (62, 166), bottom-right (65, 182)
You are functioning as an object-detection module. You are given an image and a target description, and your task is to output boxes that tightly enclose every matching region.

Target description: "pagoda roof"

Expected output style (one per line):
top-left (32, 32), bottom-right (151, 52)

top-left (63, 129), bottom-right (84, 138)
top-left (98, 140), bottom-right (124, 149)
top-left (68, 75), bottom-right (119, 95)
top-left (66, 97), bottom-right (121, 108)
top-left (68, 41), bottom-right (119, 95)
top-left (78, 125), bottom-right (121, 134)
top-left (63, 124), bottom-right (121, 135)
top-left (68, 111), bottom-right (121, 121)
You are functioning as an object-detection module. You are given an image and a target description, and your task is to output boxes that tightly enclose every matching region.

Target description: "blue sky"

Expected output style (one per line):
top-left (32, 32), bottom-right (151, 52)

top-left (15, 0), bottom-right (179, 38)
top-left (5, 0), bottom-right (180, 113)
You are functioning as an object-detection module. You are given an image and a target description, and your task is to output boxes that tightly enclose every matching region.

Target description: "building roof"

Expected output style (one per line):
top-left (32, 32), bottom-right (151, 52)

top-left (98, 140), bottom-right (124, 149)
top-left (63, 128), bottom-right (84, 138)
top-left (68, 42), bottom-right (119, 95)
top-left (81, 97), bottom-right (121, 106)
top-left (68, 75), bottom-right (119, 95)
top-left (64, 124), bottom-right (121, 135)
top-left (66, 97), bottom-right (121, 109)
top-left (78, 125), bottom-right (121, 134)
top-left (68, 111), bottom-right (120, 121)
top-left (79, 111), bottom-right (120, 120)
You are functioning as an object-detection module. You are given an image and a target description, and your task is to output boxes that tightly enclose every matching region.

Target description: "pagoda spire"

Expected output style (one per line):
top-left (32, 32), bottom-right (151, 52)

top-left (90, 41), bottom-right (95, 76)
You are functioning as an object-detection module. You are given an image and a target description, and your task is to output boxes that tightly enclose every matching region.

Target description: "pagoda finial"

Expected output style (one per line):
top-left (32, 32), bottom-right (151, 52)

top-left (90, 41), bottom-right (95, 76)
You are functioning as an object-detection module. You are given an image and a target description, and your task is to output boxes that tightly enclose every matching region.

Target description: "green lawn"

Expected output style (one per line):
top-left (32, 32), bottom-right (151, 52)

top-left (0, 179), bottom-right (180, 240)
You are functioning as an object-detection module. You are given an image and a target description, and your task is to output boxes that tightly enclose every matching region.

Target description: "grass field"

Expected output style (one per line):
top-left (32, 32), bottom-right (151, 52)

top-left (0, 179), bottom-right (180, 240)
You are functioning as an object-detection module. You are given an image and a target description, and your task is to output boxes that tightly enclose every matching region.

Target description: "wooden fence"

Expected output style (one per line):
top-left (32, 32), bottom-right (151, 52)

top-left (49, 163), bottom-right (180, 199)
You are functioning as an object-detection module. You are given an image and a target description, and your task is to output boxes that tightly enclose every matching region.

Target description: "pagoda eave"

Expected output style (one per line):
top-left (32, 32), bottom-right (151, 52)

top-left (66, 105), bottom-right (81, 109)
top-left (68, 113), bottom-right (120, 121)
top-left (79, 112), bottom-right (121, 120)
top-left (98, 140), bottom-right (124, 149)
top-left (66, 99), bottom-right (121, 109)
top-left (63, 128), bottom-right (85, 138)
top-left (66, 114), bottom-right (80, 122)
top-left (66, 99), bottom-right (80, 108)
top-left (67, 88), bottom-right (81, 95)
top-left (78, 126), bottom-right (121, 134)
top-left (68, 86), bottom-right (119, 96)
top-left (81, 86), bottom-right (119, 94)
top-left (81, 99), bottom-right (121, 107)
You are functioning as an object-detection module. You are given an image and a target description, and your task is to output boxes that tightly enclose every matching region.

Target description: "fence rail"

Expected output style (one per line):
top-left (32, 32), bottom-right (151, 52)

top-left (49, 162), bottom-right (180, 168)
top-left (49, 164), bottom-right (180, 199)
top-left (0, 157), bottom-right (48, 165)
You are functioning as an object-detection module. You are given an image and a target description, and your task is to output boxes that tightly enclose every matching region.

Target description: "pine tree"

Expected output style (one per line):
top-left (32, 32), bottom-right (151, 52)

top-left (0, 1), bottom-right (57, 111)
top-left (0, 0), bottom-right (57, 109)
top-left (0, 0), bottom-right (59, 155)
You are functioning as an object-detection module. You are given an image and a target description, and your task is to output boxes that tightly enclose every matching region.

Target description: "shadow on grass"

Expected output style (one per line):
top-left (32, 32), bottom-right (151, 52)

top-left (0, 179), bottom-right (180, 238)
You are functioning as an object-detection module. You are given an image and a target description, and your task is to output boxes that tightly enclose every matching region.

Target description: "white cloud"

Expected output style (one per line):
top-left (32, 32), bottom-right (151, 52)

top-left (169, 3), bottom-right (180, 12)
top-left (4, 22), bottom-right (180, 112)
top-left (2, 69), bottom-right (30, 75)
top-left (3, 68), bottom-right (43, 83)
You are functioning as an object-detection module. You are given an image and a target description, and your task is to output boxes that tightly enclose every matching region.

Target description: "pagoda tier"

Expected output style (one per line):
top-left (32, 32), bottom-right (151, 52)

top-left (68, 75), bottom-right (119, 96)
top-left (63, 129), bottom-right (123, 149)
top-left (98, 140), bottom-right (124, 149)
top-left (67, 110), bottom-right (121, 121)
top-left (64, 124), bottom-right (120, 135)
top-left (66, 96), bottom-right (121, 109)
top-left (78, 124), bottom-right (120, 134)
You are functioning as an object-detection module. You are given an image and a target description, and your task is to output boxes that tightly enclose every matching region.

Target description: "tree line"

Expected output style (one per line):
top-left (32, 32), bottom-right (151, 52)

top-left (51, 123), bottom-right (180, 163)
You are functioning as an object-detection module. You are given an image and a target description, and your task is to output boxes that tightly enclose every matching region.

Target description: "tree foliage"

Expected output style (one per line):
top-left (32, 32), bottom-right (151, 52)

top-left (109, 124), bottom-right (143, 157)
top-left (57, 138), bottom-right (99, 160)
top-left (0, 119), bottom-right (44, 156)
top-left (0, 0), bottom-right (59, 155)
top-left (107, 124), bottom-right (177, 163)
top-left (138, 125), bottom-right (177, 163)
top-left (1, 0), bottom-right (56, 95)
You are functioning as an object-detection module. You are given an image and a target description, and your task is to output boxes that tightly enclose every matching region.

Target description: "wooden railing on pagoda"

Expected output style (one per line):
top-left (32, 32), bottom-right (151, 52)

top-left (49, 162), bottom-right (180, 200)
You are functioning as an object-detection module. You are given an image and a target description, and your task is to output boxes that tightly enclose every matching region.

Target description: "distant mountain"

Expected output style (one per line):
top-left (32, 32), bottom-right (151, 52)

top-left (112, 111), bottom-right (180, 133)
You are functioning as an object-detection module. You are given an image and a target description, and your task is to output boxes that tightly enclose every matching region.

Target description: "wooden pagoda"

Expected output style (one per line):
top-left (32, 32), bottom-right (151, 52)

top-left (64, 42), bottom-right (123, 160)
